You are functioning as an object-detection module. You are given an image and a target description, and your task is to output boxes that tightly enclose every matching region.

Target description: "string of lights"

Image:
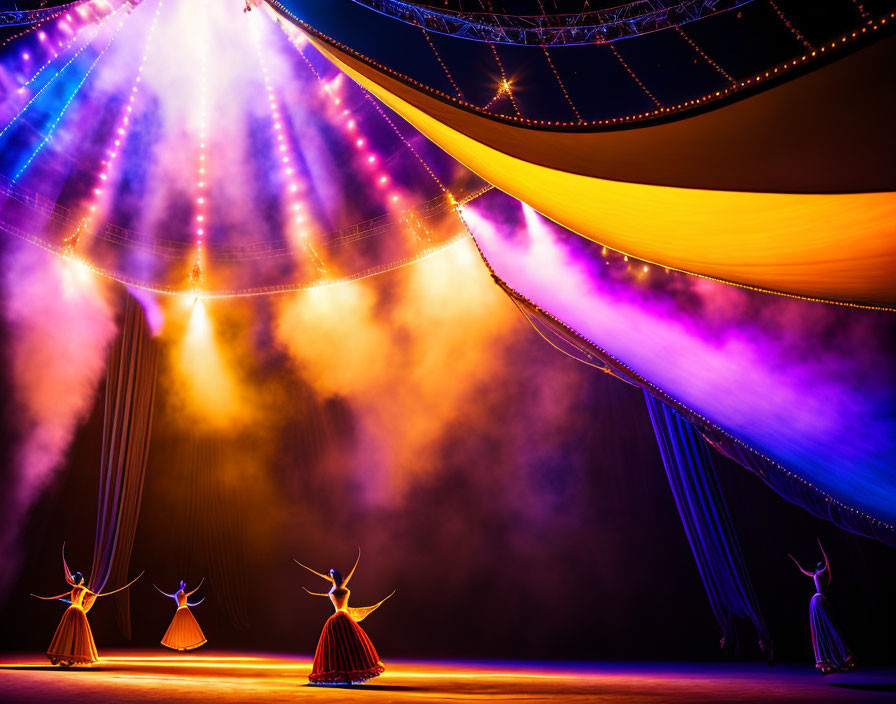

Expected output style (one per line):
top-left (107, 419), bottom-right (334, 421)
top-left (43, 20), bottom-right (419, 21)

top-left (539, 44), bottom-right (582, 123)
top-left (9, 166), bottom-right (889, 312)
top-left (276, 14), bottom-right (502, 255)
top-left (421, 27), bottom-right (465, 100)
top-left (457, 205), bottom-right (896, 538)
top-left (320, 73), bottom-right (408, 209)
top-left (400, 208), bottom-right (432, 244)
top-left (18, 21), bottom-right (89, 88)
top-left (358, 87), bottom-right (447, 192)
top-left (251, 12), bottom-right (328, 275)
top-left (482, 82), bottom-right (510, 111)
top-left (675, 25), bottom-right (735, 85)
top-left (0, 0), bottom-right (94, 51)
top-left (190, 0), bottom-right (210, 294)
top-left (1, 215), bottom-right (472, 298)
top-left (511, 293), bottom-right (635, 381)
top-left (274, 7), bottom-right (895, 129)
top-left (13, 9), bottom-right (131, 182)
top-left (277, 22), bottom-right (321, 78)
top-left (487, 43), bottom-right (520, 116)
top-left (0, 16), bottom-right (110, 143)
top-left (1, 168), bottom-right (483, 261)
top-left (493, 272), bottom-right (896, 538)
top-left (608, 43), bottom-right (661, 108)
top-left (275, 14), bottom-right (446, 195)
top-left (69, 0), bottom-right (163, 255)
top-left (16, 2), bottom-right (126, 90)
top-left (767, 0), bottom-right (813, 51)
top-left (13, 201), bottom-right (895, 542)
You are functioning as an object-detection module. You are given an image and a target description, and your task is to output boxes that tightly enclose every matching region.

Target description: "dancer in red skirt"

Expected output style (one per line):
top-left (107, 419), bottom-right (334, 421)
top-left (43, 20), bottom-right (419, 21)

top-left (155, 579), bottom-right (207, 651)
top-left (296, 549), bottom-right (394, 685)
top-left (32, 545), bottom-right (142, 666)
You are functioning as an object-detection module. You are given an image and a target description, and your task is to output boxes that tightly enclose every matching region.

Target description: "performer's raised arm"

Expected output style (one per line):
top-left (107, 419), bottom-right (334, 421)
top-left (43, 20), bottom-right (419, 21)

top-left (154, 583), bottom-right (176, 599)
top-left (343, 548), bottom-right (361, 588)
top-left (817, 538), bottom-right (831, 586)
top-left (91, 571), bottom-right (144, 597)
top-left (186, 577), bottom-right (205, 597)
top-left (187, 596), bottom-right (205, 607)
top-left (31, 591), bottom-right (71, 601)
top-left (294, 559), bottom-right (333, 583)
top-left (62, 543), bottom-right (75, 586)
top-left (788, 553), bottom-right (813, 577)
top-left (302, 586), bottom-right (332, 597)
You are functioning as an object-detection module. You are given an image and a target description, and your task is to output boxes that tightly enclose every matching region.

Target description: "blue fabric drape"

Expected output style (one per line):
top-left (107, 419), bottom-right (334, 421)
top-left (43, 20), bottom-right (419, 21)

top-left (644, 390), bottom-right (772, 657)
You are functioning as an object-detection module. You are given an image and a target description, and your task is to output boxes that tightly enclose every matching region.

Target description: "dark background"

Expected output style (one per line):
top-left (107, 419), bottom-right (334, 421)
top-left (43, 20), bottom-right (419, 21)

top-left (0, 293), bottom-right (893, 665)
top-left (0, 0), bottom-right (894, 668)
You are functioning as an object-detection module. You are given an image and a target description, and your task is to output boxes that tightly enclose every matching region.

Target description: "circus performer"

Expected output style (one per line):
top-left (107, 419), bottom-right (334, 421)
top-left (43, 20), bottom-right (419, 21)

top-left (296, 549), bottom-right (394, 685)
top-left (154, 579), bottom-right (207, 651)
top-left (789, 539), bottom-right (855, 674)
top-left (31, 545), bottom-right (143, 666)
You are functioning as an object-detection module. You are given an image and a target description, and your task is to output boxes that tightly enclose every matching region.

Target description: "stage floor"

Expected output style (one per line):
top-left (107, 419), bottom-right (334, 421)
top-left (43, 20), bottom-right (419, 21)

top-left (1, 651), bottom-right (895, 703)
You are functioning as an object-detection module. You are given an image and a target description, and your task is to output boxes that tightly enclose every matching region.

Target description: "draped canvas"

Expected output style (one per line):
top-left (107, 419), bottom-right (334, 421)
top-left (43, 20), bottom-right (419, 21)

top-left (274, 2), bottom-right (896, 306)
top-left (645, 391), bottom-right (771, 656)
top-left (168, 435), bottom-right (250, 630)
top-left (88, 294), bottom-right (159, 638)
top-left (484, 255), bottom-right (896, 546)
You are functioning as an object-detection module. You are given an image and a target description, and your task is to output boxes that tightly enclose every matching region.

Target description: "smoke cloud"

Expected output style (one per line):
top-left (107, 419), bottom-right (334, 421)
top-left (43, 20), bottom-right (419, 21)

top-left (273, 238), bottom-right (524, 504)
top-left (0, 243), bottom-right (117, 600)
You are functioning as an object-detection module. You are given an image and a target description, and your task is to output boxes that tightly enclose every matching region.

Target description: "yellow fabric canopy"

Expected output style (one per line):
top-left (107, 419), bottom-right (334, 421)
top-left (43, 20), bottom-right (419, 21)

top-left (300, 30), bottom-right (896, 307)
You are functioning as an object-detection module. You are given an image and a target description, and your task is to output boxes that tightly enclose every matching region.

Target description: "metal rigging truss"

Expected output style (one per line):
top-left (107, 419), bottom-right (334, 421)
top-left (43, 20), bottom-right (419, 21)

top-left (0, 0), bottom-right (93, 27)
top-left (347, 0), bottom-right (754, 45)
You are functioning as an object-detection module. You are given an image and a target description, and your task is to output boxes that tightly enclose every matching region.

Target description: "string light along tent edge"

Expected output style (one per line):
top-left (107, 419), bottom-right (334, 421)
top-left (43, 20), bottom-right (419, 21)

top-left (281, 6), bottom-right (896, 309)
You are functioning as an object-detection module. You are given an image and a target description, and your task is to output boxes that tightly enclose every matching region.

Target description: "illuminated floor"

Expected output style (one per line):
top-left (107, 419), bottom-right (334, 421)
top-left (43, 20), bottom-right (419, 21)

top-left (1, 651), bottom-right (895, 703)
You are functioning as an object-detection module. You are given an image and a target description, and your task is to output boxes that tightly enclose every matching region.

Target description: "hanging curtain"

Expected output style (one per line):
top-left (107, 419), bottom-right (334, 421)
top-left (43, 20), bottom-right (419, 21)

top-left (169, 434), bottom-right (250, 630)
top-left (492, 280), bottom-right (896, 545)
top-left (287, 6), bottom-right (896, 306)
top-left (88, 294), bottom-right (159, 638)
top-left (644, 390), bottom-right (772, 658)
top-left (196, 434), bottom-right (250, 631)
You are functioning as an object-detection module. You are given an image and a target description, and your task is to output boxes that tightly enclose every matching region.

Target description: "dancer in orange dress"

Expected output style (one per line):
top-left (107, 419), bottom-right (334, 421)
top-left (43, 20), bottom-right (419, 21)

top-left (296, 549), bottom-right (394, 685)
top-left (32, 545), bottom-right (142, 666)
top-left (155, 579), bottom-right (207, 651)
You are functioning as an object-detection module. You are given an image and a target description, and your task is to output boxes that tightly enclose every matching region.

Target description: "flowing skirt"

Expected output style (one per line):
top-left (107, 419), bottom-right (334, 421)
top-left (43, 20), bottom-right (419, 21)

top-left (161, 606), bottom-right (207, 651)
top-left (810, 593), bottom-right (854, 673)
top-left (47, 606), bottom-right (99, 666)
top-left (309, 611), bottom-right (384, 684)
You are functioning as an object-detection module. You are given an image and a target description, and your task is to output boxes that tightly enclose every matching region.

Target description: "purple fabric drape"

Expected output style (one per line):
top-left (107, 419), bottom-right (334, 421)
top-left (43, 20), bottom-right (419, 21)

top-left (497, 278), bottom-right (774, 655)
top-left (493, 280), bottom-right (896, 546)
top-left (88, 294), bottom-right (159, 638)
top-left (645, 391), bottom-right (772, 657)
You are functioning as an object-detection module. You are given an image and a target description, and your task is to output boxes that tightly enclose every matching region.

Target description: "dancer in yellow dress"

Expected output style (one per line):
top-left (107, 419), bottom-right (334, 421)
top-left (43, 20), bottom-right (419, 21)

top-left (155, 579), bottom-right (207, 651)
top-left (32, 545), bottom-right (142, 666)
